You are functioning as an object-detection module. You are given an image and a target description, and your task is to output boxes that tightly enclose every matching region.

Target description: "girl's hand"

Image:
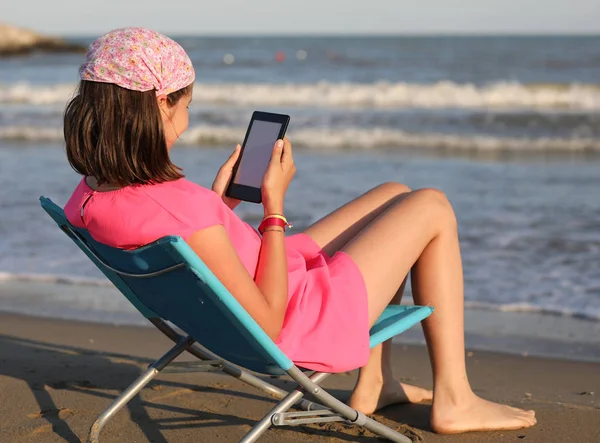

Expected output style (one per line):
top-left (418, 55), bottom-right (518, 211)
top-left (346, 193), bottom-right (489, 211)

top-left (262, 137), bottom-right (296, 215)
top-left (212, 144), bottom-right (242, 210)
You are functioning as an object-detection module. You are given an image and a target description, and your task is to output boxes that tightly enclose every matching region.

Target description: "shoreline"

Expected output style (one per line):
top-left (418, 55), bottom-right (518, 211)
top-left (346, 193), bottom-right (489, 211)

top-left (1, 311), bottom-right (599, 442)
top-left (1, 278), bottom-right (599, 364)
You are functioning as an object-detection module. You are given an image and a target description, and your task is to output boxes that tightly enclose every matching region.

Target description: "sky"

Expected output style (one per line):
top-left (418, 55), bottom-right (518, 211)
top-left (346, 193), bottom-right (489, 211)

top-left (3, 0), bottom-right (600, 36)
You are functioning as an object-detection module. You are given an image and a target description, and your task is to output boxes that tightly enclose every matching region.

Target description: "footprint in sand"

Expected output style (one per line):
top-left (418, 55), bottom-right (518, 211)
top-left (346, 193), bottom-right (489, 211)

top-left (27, 408), bottom-right (75, 420)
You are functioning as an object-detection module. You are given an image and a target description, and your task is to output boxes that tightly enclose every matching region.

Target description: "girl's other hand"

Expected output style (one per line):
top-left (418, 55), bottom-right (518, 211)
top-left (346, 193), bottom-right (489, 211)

top-left (212, 144), bottom-right (242, 210)
top-left (262, 137), bottom-right (296, 215)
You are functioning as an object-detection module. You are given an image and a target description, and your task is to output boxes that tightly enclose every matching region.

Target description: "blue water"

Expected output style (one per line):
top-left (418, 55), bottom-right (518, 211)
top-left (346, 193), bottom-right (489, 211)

top-left (0, 35), bottom-right (599, 332)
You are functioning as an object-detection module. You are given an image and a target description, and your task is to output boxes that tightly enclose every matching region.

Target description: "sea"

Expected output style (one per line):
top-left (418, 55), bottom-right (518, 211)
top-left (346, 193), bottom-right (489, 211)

top-left (0, 35), bottom-right (599, 361)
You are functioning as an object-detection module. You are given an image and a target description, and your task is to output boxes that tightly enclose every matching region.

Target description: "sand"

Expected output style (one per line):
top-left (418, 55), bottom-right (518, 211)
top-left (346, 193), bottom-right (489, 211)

top-left (0, 312), bottom-right (599, 443)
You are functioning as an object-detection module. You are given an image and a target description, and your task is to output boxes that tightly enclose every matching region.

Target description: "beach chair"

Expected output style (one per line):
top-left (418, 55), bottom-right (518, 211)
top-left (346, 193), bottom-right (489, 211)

top-left (40, 196), bottom-right (434, 443)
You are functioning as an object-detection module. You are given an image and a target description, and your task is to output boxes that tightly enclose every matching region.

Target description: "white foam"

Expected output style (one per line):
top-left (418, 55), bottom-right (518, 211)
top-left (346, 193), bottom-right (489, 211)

top-left (0, 82), bottom-right (77, 105)
top-left (0, 126), bottom-right (62, 142)
top-left (192, 81), bottom-right (600, 110)
top-left (2, 124), bottom-right (598, 152)
top-left (1, 81), bottom-right (600, 110)
top-left (184, 125), bottom-right (600, 152)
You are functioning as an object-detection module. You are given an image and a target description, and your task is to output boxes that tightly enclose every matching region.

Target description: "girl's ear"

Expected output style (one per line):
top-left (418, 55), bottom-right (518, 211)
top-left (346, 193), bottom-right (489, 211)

top-left (157, 94), bottom-right (173, 122)
top-left (156, 94), bottom-right (168, 110)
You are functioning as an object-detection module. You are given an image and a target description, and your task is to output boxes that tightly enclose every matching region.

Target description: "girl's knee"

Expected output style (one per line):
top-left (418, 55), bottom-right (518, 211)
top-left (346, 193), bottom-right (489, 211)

top-left (413, 188), bottom-right (457, 225)
top-left (373, 182), bottom-right (411, 199)
top-left (415, 187), bottom-right (449, 203)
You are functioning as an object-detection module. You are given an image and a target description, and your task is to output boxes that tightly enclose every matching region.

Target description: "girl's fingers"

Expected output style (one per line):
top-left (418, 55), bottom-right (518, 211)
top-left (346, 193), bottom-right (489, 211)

top-left (227, 144), bottom-right (241, 166)
top-left (270, 139), bottom-right (284, 164)
top-left (282, 137), bottom-right (293, 163)
top-left (282, 139), bottom-right (294, 176)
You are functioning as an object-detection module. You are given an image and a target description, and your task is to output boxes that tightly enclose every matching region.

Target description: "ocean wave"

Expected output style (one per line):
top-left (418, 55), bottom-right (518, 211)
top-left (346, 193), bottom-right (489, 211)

top-left (0, 83), bottom-right (77, 105)
top-left (3, 124), bottom-right (598, 152)
top-left (0, 271), bottom-right (111, 287)
top-left (0, 126), bottom-right (62, 142)
top-left (1, 81), bottom-right (600, 110)
top-left (185, 126), bottom-right (600, 152)
top-left (463, 300), bottom-right (600, 322)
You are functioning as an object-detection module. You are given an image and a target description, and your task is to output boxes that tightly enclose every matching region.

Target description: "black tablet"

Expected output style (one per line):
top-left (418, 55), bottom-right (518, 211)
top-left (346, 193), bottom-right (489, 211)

top-left (225, 111), bottom-right (290, 203)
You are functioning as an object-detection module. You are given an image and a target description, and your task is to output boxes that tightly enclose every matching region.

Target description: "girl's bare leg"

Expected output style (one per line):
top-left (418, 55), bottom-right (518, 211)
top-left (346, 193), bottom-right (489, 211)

top-left (304, 182), bottom-right (432, 406)
top-left (305, 182), bottom-right (411, 257)
top-left (340, 188), bottom-right (536, 433)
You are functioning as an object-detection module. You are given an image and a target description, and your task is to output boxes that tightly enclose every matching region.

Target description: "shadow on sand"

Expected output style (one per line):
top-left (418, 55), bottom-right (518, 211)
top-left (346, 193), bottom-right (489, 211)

top-left (0, 333), bottom-right (429, 442)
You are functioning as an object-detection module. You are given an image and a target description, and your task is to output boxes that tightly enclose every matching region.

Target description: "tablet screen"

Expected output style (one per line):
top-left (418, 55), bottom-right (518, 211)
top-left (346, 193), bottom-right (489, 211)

top-left (233, 119), bottom-right (282, 188)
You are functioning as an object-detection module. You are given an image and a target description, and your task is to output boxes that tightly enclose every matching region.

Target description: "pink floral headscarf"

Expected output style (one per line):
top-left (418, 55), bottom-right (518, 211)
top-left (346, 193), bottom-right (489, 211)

top-left (79, 27), bottom-right (195, 96)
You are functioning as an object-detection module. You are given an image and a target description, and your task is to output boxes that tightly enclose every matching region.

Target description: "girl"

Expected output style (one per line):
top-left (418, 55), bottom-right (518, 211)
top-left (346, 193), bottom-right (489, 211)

top-left (64, 27), bottom-right (536, 434)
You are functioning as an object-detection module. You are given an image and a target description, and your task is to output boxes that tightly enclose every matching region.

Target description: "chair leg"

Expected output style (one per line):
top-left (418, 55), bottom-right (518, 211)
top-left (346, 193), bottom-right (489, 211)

top-left (238, 372), bottom-right (331, 443)
top-left (150, 319), bottom-right (323, 411)
top-left (360, 415), bottom-right (413, 443)
top-left (87, 336), bottom-right (194, 443)
top-left (286, 367), bottom-right (412, 443)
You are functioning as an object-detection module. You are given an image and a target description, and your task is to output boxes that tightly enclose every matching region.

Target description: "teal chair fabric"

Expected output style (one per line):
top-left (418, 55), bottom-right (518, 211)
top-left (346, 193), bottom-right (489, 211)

top-left (40, 196), bottom-right (433, 375)
top-left (40, 196), bottom-right (435, 443)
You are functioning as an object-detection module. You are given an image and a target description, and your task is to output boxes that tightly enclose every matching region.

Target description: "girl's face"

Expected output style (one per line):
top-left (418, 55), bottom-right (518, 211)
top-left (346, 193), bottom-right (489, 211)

top-left (158, 90), bottom-right (193, 149)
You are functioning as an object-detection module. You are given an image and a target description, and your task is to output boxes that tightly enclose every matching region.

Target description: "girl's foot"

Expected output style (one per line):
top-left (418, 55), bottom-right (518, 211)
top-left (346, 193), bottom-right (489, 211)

top-left (431, 391), bottom-right (536, 434)
top-left (348, 380), bottom-right (433, 414)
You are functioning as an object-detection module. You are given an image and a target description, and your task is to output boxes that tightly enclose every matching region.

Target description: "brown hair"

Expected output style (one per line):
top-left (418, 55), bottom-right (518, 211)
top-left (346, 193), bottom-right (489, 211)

top-left (64, 81), bottom-right (192, 186)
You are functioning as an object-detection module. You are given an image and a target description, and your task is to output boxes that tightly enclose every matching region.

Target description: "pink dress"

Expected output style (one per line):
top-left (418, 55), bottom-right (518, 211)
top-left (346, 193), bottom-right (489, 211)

top-left (65, 178), bottom-right (370, 372)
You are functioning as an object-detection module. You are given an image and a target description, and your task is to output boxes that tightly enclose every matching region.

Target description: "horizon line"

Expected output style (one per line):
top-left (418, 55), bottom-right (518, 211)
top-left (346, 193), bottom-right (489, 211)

top-left (59, 30), bottom-right (600, 38)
